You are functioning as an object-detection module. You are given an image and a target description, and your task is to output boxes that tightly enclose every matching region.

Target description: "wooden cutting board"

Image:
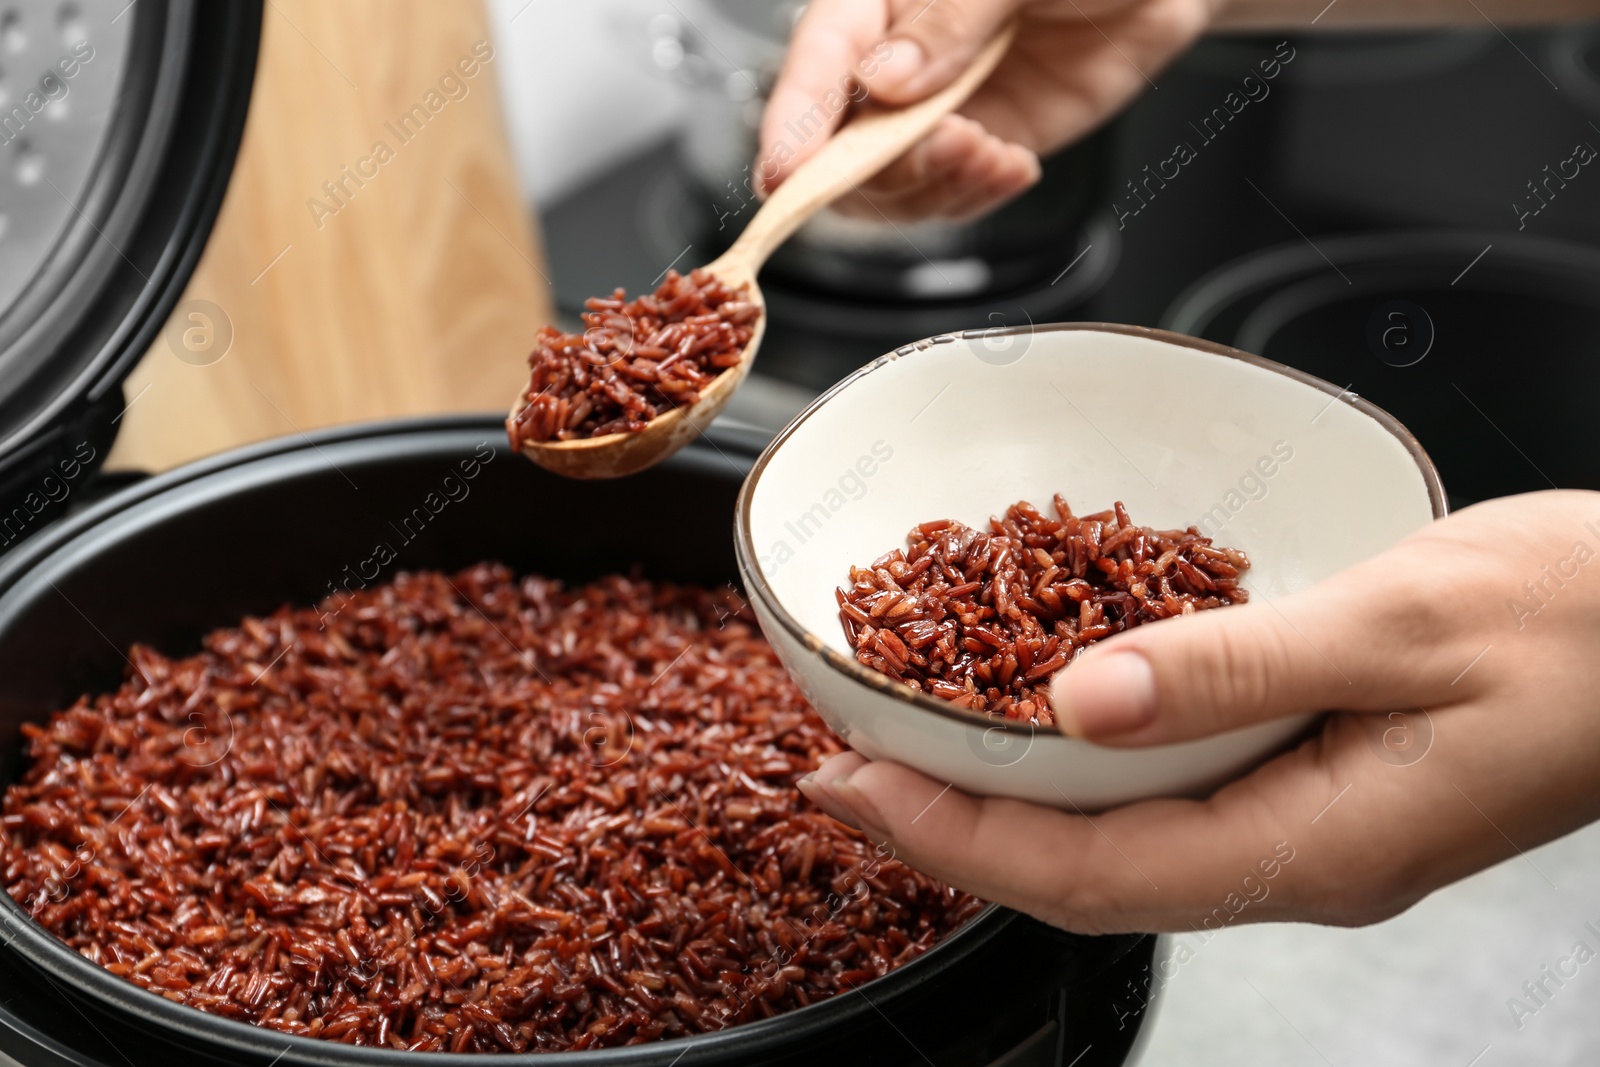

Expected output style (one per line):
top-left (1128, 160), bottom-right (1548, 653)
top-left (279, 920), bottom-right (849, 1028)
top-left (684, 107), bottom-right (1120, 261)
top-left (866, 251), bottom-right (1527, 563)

top-left (106, 0), bottom-right (551, 473)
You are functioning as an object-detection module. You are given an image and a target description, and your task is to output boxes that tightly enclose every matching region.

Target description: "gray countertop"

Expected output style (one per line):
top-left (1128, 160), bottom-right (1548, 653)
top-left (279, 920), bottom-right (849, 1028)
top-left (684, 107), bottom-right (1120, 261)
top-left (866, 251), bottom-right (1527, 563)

top-left (1131, 820), bottom-right (1600, 1066)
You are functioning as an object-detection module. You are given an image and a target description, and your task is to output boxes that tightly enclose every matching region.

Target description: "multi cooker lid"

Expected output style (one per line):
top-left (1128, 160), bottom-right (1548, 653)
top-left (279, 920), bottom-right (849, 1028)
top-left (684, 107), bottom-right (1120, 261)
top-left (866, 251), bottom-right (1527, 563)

top-left (0, 0), bottom-right (259, 504)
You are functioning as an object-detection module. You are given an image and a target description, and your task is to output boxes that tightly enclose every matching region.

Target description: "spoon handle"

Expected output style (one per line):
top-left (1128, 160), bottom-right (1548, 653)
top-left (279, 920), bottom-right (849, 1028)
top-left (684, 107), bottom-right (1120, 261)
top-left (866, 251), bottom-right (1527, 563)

top-left (717, 23), bottom-right (1017, 275)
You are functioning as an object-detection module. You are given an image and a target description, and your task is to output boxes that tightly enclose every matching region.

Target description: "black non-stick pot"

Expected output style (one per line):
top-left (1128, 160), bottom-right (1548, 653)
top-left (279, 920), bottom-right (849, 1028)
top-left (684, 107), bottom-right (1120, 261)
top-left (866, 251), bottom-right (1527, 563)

top-left (0, 416), bottom-right (1152, 1067)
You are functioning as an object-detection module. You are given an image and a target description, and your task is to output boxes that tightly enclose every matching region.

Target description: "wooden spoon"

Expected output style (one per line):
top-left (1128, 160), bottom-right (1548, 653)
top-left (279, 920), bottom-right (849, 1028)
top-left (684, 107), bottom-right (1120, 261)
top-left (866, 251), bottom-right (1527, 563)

top-left (513, 24), bottom-right (1017, 479)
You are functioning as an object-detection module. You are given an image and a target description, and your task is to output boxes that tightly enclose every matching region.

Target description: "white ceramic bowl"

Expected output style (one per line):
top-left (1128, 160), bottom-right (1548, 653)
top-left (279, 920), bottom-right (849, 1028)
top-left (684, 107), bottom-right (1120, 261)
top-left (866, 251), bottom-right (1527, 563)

top-left (734, 323), bottom-right (1446, 810)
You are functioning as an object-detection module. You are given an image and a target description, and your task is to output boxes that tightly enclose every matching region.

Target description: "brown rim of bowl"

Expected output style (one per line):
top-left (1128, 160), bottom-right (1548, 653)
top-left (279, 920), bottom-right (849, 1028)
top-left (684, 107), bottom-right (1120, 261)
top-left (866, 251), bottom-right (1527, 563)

top-left (733, 321), bottom-right (1450, 736)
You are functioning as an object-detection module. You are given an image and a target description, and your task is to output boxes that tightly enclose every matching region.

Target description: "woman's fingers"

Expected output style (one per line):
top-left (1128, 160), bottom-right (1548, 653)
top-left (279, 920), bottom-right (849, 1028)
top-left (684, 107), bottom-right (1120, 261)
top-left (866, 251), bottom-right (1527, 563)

top-left (759, 0), bottom-right (1222, 213)
top-left (802, 743), bottom-right (1351, 934)
top-left (1049, 598), bottom-right (1359, 745)
top-left (829, 115), bottom-right (1041, 220)
top-left (1048, 528), bottom-right (1496, 746)
top-left (857, 115), bottom-right (983, 196)
top-left (799, 689), bottom-right (1600, 934)
top-left (925, 136), bottom-right (1042, 218)
top-left (796, 750), bottom-right (870, 827)
top-left (758, 0), bottom-right (888, 193)
top-left (870, 0), bottom-right (1023, 103)
top-left (758, 0), bottom-right (1027, 196)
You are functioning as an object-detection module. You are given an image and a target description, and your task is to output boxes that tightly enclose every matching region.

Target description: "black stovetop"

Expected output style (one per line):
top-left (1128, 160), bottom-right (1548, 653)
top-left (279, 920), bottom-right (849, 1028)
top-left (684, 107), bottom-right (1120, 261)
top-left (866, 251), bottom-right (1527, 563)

top-left (540, 27), bottom-right (1600, 504)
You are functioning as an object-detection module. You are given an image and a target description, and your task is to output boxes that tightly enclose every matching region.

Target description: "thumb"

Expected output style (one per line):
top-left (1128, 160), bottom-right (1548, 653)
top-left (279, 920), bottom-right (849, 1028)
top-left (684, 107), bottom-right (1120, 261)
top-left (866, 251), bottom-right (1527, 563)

top-left (1049, 592), bottom-right (1381, 746)
top-left (868, 0), bottom-right (1020, 104)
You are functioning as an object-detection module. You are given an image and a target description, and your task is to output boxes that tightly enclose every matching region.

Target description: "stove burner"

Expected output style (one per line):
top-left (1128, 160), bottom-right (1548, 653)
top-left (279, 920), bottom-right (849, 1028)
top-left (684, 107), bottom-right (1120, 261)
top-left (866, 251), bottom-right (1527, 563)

top-left (1164, 231), bottom-right (1600, 504)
